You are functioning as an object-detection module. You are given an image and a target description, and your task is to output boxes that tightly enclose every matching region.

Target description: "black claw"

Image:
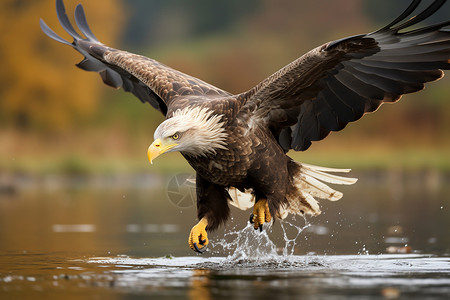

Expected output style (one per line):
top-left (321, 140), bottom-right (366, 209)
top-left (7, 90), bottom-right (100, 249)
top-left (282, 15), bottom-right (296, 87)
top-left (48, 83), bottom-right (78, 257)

top-left (193, 242), bottom-right (206, 254)
top-left (250, 214), bottom-right (264, 232)
top-left (199, 238), bottom-right (207, 245)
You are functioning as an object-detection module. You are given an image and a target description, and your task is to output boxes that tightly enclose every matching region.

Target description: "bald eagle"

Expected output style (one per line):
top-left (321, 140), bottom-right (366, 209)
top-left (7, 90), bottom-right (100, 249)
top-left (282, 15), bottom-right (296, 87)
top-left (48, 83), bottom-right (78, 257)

top-left (41, 0), bottom-right (450, 253)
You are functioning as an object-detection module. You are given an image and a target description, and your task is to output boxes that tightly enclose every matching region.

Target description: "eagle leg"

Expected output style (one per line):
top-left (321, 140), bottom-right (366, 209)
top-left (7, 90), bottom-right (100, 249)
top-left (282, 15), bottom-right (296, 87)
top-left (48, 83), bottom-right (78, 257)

top-left (188, 217), bottom-right (209, 253)
top-left (249, 198), bottom-right (272, 232)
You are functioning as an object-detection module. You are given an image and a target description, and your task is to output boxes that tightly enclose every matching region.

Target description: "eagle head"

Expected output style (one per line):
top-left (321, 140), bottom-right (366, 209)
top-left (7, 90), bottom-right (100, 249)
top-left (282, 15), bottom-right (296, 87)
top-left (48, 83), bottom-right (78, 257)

top-left (147, 107), bottom-right (228, 163)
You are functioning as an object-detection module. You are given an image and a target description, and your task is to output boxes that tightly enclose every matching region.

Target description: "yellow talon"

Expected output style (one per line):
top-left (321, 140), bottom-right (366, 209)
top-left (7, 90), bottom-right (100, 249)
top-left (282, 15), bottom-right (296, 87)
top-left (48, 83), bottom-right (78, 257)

top-left (188, 217), bottom-right (209, 253)
top-left (251, 198), bottom-right (272, 231)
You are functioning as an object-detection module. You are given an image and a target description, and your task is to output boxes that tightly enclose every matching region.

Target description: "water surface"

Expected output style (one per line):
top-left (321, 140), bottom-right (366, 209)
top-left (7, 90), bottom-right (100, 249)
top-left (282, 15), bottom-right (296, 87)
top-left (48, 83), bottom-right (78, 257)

top-left (0, 171), bottom-right (449, 299)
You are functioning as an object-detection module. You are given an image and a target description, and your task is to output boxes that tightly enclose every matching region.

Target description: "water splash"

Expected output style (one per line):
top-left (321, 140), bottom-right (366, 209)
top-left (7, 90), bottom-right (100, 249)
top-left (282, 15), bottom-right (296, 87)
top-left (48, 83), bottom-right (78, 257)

top-left (210, 215), bottom-right (311, 265)
top-left (279, 216), bottom-right (311, 256)
top-left (212, 223), bottom-right (278, 261)
top-left (358, 244), bottom-right (370, 255)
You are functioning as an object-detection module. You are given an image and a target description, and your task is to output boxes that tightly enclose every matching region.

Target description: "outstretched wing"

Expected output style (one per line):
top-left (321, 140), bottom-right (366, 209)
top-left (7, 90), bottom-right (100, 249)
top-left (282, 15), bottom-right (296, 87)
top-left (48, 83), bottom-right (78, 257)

top-left (239, 0), bottom-right (450, 151)
top-left (40, 0), bottom-right (231, 116)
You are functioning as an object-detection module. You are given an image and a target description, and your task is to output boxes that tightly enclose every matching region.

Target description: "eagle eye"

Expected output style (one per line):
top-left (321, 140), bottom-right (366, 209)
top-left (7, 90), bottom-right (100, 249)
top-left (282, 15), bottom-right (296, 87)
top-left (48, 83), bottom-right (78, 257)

top-left (171, 133), bottom-right (180, 140)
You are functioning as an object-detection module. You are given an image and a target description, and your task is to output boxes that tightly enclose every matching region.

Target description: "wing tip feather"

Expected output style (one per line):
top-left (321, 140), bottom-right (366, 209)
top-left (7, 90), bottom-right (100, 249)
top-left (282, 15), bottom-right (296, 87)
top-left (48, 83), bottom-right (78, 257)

top-left (375, 0), bottom-right (449, 34)
top-left (39, 18), bottom-right (72, 46)
top-left (74, 3), bottom-right (99, 42)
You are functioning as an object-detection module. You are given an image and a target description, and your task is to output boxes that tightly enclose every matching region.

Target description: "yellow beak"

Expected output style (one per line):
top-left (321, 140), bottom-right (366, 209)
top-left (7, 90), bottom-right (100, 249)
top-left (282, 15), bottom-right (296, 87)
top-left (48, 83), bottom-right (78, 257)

top-left (147, 138), bottom-right (178, 164)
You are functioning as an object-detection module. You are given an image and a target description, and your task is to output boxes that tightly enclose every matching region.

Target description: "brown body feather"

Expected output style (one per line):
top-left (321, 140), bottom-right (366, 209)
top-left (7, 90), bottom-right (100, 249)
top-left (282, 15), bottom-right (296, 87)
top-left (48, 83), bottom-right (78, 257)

top-left (184, 117), bottom-right (290, 230)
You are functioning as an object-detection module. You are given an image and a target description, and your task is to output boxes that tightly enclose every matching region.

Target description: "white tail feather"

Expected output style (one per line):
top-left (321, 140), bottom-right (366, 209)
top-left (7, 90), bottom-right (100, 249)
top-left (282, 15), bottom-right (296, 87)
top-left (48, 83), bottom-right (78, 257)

top-left (301, 163), bottom-right (352, 173)
top-left (301, 191), bottom-right (321, 213)
top-left (225, 162), bottom-right (358, 220)
top-left (285, 161), bottom-right (358, 217)
top-left (298, 174), bottom-right (344, 201)
top-left (300, 163), bottom-right (358, 185)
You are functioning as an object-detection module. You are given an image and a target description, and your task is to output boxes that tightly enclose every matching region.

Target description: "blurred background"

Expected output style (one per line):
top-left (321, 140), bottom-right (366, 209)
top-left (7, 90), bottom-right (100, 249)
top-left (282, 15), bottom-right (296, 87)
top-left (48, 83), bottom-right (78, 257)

top-left (1, 0), bottom-right (449, 177)
top-left (0, 0), bottom-right (449, 259)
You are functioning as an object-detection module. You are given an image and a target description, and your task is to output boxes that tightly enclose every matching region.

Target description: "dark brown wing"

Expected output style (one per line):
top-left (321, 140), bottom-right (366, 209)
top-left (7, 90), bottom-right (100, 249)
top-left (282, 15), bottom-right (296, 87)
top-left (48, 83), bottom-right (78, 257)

top-left (40, 0), bottom-right (231, 116)
top-left (238, 0), bottom-right (450, 151)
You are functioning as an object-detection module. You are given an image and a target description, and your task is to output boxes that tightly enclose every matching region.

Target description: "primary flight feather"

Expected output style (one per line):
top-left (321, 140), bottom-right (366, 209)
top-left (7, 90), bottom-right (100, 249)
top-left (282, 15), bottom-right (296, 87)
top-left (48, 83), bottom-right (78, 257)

top-left (41, 0), bottom-right (450, 253)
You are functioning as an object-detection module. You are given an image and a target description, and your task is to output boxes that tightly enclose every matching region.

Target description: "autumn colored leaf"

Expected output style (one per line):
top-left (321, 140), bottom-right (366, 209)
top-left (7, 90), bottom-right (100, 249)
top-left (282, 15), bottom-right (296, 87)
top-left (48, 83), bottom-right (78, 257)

top-left (0, 0), bottom-right (125, 130)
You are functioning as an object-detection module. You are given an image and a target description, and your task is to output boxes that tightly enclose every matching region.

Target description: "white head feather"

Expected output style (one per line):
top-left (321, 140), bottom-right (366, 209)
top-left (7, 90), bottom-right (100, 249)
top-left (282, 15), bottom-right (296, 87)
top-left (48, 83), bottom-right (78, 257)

top-left (154, 106), bottom-right (228, 157)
